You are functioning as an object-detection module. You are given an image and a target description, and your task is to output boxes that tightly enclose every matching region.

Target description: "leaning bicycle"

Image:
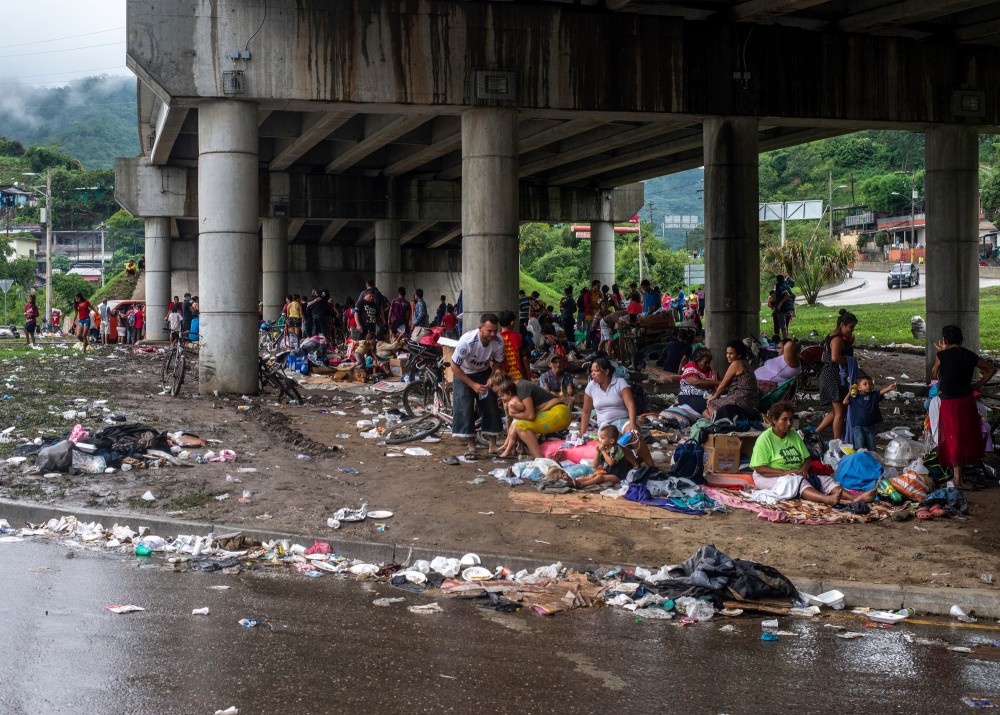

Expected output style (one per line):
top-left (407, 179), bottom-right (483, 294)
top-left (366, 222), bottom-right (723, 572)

top-left (258, 350), bottom-right (303, 403)
top-left (161, 329), bottom-right (200, 397)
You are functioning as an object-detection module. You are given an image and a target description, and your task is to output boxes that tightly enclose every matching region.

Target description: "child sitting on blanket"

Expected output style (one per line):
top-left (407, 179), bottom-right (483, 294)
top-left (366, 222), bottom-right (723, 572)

top-left (569, 424), bottom-right (637, 488)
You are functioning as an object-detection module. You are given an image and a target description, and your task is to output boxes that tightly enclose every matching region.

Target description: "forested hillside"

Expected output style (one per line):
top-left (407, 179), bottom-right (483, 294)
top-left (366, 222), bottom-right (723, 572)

top-left (0, 76), bottom-right (137, 169)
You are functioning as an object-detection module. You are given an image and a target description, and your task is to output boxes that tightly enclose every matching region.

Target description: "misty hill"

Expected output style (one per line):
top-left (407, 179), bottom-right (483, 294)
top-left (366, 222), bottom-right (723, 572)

top-left (0, 76), bottom-right (138, 170)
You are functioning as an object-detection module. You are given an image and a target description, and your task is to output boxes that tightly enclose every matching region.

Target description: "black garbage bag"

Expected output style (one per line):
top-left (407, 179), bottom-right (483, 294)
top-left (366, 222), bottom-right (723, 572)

top-left (679, 544), bottom-right (738, 591)
top-left (36, 440), bottom-right (74, 472)
top-left (730, 559), bottom-right (800, 601)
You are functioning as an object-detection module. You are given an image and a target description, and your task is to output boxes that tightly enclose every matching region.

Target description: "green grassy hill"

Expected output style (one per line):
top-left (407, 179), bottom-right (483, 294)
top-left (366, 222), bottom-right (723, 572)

top-left (519, 270), bottom-right (562, 306)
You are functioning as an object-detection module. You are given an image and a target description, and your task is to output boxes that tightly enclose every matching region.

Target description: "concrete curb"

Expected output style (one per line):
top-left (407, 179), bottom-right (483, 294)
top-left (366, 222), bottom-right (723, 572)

top-left (2, 498), bottom-right (997, 618)
top-left (815, 278), bottom-right (868, 300)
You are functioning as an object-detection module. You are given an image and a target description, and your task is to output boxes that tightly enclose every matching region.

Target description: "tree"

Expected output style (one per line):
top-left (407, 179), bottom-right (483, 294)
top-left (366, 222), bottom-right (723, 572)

top-left (981, 167), bottom-right (1000, 223)
top-left (763, 238), bottom-right (857, 305)
top-left (50, 272), bottom-right (95, 307)
top-left (1, 256), bottom-right (38, 289)
top-left (51, 254), bottom-right (73, 273)
top-left (23, 144), bottom-right (83, 173)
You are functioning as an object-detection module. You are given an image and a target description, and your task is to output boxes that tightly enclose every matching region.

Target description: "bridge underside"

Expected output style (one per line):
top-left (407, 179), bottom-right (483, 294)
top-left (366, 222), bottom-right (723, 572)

top-left (118, 0), bottom-right (1000, 391)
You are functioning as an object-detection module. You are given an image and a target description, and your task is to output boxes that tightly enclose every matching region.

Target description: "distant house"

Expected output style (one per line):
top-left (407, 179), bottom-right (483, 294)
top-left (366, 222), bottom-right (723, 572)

top-left (4, 233), bottom-right (40, 260)
top-left (0, 186), bottom-right (36, 209)
top-left (68, 266), bottom-right (103, 284)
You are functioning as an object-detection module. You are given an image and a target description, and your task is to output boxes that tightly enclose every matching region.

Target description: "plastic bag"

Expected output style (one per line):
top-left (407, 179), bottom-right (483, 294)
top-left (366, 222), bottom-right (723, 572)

top-left (71, 451), bottom-right (107, 474)
top-left (884, 438), bottom-right (925, 467)
top-left (36, 440), bottom-right (74, 472)
top-left (822, 439), bottom-right (849, 469)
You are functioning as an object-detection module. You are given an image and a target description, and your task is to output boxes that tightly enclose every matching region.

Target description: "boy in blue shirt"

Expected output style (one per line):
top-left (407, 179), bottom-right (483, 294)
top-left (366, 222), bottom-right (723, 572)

top-left (843, 375), bottom-right (896, 451)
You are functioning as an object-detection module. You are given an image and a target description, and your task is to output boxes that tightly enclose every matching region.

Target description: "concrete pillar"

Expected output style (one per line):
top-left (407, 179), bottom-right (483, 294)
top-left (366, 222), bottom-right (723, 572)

top-left (144, 217), bottom-right (171, 336)
top-left (924, 126), bottom-right (980, 378)
top-left (375, 219), bottom-right (401, 294)
top-left (461, 107), bottom-right (519, 328)
top-left (262, 218), bottom-right (288, 324)
top-left (703, 117), bottom-right (760, 363)
top-left (197, 100), bottom-right (260, 394)
top-left (590, 220), bottom-right (616, 287)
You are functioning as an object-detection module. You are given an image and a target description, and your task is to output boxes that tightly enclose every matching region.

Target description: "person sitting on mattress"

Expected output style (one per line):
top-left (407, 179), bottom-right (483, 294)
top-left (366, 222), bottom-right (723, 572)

top-left (749, 401), bottom-right (875, 506)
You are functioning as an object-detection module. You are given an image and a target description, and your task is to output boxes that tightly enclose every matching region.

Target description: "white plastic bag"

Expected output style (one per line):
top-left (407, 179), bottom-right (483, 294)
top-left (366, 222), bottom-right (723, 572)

top-left (822, 439), bottom-right (848, 469)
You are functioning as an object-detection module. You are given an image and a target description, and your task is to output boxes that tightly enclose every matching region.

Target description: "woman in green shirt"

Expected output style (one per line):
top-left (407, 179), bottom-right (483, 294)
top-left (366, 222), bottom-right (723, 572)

top-left (750, 402), bottom-right (874, 505)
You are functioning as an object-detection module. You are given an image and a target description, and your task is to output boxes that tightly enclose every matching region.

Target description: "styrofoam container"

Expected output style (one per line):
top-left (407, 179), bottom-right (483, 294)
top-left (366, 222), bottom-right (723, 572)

top-left (866, 610), bottom-right (907, 624)
top-left (806, 590), bottom-right (846, 610)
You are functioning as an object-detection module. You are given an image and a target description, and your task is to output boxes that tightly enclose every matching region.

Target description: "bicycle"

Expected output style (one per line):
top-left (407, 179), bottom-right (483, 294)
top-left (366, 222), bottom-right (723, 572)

top-left (160, 329), bottom-right (200, 397)
top-left (258, 350), bottom-right (304, 403)
top-left (259, 319), bottom-right (299, 353)
top-left (387, 356), bottom-right (490, 446)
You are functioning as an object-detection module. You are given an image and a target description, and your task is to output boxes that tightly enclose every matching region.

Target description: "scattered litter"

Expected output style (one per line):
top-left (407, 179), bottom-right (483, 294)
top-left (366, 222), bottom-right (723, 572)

top-left (237, 467), bottom-right (257, 473)
top-left (367, 510), bottom-right (393, 519)
top-left (207, 585), bottom-right (231, 591)
top-left (949, 646), bottom-right (974, 653)
top-left (478, 511), bottom-right (495, 516)
top-left (837, 632), bottom-right (867, 639)
top-left (373, 597), bottom-right (406, 607)
top-left (214, 707), bottom-right (239, 715)
top-left (760, 632), bottom-right (779, 641)
top-left (238, 618), bottom-right (259, 628)
top-left (961, 697), bottom-right (997, 709)
top-left (719, 624), bottom-right (737, 633)
top-left (403, 447), bottom-right (432, 457)
top-left (106, 604), bottom-right (145, 614)
top-left (951, 605), bottom-right (977, 623)
top-left (215, 493), bottom-right (231, 502)
top-left (982, 574), bottom-right (994, 585)
top-left (192, 607), bottom-right (210, 616)
top-left (408, 603), bottom-right (444, 615)
top-left (141, 491), bottom-right (156, 502)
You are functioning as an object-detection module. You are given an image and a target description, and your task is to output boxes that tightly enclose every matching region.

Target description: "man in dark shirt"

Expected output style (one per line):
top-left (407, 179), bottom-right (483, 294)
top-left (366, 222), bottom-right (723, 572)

top-left (658, 330), bottom-right (694, 373)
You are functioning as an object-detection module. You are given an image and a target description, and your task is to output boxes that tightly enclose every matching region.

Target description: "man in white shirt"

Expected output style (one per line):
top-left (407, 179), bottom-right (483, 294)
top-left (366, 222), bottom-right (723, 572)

top-left (450, 313), bottom-right (504, 460)
top-left (98, 298), bottom-right (111, 346)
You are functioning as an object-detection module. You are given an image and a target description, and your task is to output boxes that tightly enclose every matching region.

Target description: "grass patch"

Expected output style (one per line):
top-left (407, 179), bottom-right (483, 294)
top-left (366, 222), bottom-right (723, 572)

top-left (160, 490), bottom-right (218, 511)
top-left (91, 270), bottom-right (139, 303)
top-left (9, 484), bottom-right (45, 499)
top-left (518, 271), bottom-right (562, 307)
top-left (765, 286), bottom-right (1000, 351)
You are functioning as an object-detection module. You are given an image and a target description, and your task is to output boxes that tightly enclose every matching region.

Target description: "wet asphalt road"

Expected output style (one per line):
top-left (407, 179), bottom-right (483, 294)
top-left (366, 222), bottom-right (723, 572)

top-left (2, 539), bottom-right (999, 715)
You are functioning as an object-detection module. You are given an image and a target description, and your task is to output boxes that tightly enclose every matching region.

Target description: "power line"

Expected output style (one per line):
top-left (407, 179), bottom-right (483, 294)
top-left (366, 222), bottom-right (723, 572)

top-left (0, 41), bottom-right (125, 59)
top-left (2, 66), bottom-right (124, 80)
top-left (0, 27), bottom-right (124, 51)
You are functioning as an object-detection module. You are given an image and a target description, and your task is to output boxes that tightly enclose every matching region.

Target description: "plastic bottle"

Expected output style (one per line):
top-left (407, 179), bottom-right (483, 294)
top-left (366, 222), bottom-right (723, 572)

top-left (135, 543), bottom-right (153, 556)
top-left (895, 607), bottom-right (915, 617)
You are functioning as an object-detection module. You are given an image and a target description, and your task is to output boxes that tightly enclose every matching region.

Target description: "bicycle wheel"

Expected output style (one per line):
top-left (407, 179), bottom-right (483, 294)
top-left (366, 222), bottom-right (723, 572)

top-left (161, 349), bottom-right (177, 391)
top-left (170, 355), bottom-right (187, 397)
top-left (258, 331), bottom-right (275, 353)
top-left (272, 370), bottom-right (303, 404)
top-left (402, 380), bottom-right (435, 418)
top-left (434, 382), bottom-right (454, 421)
top-left (383, 415), bottom-right (443, 444)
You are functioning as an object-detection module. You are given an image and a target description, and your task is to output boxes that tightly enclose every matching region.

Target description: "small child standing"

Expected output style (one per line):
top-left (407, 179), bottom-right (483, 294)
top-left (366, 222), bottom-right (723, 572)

top-left (843, 375), bottom-right (896, 451)
top-left (569, 423), bottom-right (638, 488)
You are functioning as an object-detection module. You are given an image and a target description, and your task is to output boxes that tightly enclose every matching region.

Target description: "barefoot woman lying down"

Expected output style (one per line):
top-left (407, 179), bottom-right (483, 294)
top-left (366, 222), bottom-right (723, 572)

top-left (749, 401), bottom-right (875, 506)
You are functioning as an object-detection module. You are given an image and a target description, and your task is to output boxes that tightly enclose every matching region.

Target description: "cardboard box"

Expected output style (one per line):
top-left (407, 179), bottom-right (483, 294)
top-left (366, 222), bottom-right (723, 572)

top-left (703, 433), bottom-right (760, 473)
top-left (388, 357), bottom-right (407, 378)
top-left (439, 341), bottom-right (456, 383)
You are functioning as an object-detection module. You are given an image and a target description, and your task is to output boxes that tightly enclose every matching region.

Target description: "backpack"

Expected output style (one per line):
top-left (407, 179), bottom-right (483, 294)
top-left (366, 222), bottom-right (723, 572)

top-left (126, 310), bottom-right (136, 329)
top-left (669, 440), bottom-right (705, 484)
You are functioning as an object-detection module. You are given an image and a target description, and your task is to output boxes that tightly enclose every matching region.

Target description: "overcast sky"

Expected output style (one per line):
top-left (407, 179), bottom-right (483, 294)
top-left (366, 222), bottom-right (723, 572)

top-left (0, 1), bottom-right (129, 86)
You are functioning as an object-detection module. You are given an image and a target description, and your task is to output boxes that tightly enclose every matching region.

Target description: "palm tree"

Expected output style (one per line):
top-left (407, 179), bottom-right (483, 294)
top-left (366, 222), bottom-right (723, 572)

top-left (763, 239), bottom-right (856, 305)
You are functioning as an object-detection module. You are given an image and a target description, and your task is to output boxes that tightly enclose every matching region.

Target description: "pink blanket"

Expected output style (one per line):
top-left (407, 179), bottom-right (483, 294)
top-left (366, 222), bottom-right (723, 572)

top-left (539, 439), bottom-right (598, 464)
top-left (702, 487), bottom-right (893, 525)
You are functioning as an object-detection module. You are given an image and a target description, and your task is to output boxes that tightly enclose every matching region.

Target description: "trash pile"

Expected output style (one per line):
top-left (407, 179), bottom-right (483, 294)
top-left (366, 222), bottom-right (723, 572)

top-left (7, 422), bottom-right (231, 476)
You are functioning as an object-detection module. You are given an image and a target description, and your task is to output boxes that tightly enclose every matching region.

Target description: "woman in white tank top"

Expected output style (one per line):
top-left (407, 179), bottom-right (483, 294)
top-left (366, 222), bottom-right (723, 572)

top-left (755, 339), bottom-right (802, 388)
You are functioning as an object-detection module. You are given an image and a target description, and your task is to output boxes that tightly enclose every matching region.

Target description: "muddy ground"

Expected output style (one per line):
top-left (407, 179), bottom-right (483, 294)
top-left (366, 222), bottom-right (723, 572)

top-left (0, 340), bottom-right (996, 593)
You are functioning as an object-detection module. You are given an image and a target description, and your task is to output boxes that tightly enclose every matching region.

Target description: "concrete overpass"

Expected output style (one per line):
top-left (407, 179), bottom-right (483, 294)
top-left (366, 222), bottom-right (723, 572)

top-left (116, 0), bottom-right (1000, 392)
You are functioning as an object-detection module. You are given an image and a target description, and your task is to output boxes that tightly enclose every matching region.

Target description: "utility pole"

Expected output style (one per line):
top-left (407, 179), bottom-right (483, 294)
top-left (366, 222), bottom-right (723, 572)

top-left (44, 168), bottom-right (53, 333)
top-left (910, 169), bottom-right (916, 265)
top-left (828, 171), bottom-right (834, 240)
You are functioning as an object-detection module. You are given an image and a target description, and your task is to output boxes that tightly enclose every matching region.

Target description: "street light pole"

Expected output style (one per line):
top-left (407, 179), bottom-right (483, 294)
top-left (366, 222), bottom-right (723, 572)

top-left (44, 168), bottom-right (53, 333)
top-left (910, 169), bottom-right (916, 265)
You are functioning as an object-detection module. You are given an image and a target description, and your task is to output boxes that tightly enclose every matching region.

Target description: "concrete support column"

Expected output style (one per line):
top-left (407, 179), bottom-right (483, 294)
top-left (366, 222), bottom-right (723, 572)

top-left (262, 218), bottom-right (288, 324)
top-left (924, 126), bottom-right (980, 378)
top-left (590, 220), bottom-right (616, 287)
top-left (375, 219), bottom-right (402, 294)
top-left (144, 217), bottom-right (171, 336)
top-left (703, 117), bottom-right (759, 363)
top-left (461, 107), bottom-right (519, 328)
top-left (197, 100), bottom-right (260, 394)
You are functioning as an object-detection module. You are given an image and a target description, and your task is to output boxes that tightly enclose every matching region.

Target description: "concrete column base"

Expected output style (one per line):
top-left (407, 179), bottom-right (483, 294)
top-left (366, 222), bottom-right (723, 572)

top-left (461, 108), bottom-right (519, 327)
top-left (144, 217), bottom-right (171, 333)
top-left (924, 126), bottom-right (980, 379)
top-left (590, 220), bottom-right (616, 287)
top-left (197, 99), bottom-right (260, 394)
top-left (375, 219), bottom-right (402, 295)
top-left (262, 218), bottom-right (288, 324)
top-left (703, 117), bottom-right (760, 363)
